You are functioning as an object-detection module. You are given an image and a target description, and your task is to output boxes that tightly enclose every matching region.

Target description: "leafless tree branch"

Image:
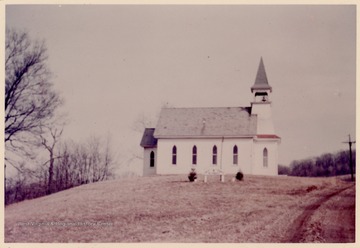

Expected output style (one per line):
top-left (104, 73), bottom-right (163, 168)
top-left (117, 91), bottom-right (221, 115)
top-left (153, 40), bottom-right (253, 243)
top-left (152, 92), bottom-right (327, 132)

top-left (5, 28), bottom-right (63, 162)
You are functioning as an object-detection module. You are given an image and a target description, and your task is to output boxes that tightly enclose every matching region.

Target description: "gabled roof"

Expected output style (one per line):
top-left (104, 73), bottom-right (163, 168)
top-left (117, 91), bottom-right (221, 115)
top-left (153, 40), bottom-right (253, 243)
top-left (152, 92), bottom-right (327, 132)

top-left (154, 107), bottom-right (257, 138)
top-left (251, 57), bottom-right (272, 92)
top-left (140, 128), bottom-right (158, 148)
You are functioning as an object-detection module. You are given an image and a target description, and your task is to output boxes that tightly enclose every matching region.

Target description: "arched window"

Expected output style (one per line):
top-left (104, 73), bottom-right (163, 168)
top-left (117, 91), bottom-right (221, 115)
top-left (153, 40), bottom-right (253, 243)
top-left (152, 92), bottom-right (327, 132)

top-left (233, 145), bottom-right (238, 165)
top-left (263, 148), bottom-right (268, 167)
top-left (192, 146), bottom-right (197, 165)
top-left (172, 146), bottom-right (177, 165)
top-left (150, 151), bottom-right (155, 167)
top-left (212, 145), bottom-right (217, 165)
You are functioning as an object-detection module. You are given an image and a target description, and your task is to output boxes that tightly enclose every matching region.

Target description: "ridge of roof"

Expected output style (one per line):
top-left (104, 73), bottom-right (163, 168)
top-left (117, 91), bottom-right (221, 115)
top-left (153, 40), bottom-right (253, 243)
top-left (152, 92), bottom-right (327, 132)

top-left (251, 57), bottom-right (272, 92)
top-left (159, 106), bottom-right (253, 115)
top-left (160, 106), bottom-right (251, 110)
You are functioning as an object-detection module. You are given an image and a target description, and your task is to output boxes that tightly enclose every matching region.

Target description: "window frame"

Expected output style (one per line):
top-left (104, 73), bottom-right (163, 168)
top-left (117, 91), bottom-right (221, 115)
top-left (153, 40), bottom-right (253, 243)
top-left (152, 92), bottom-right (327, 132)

top-left (233, 145), bottom-right (238, 165)
top-left (192, 145), bottom-right (197, 165)
top-left (150, 151), bottom-right (155, 168)
top-left (172, 146), bottom-right (177, 165)
top-left (263, 148), bottom-right (268, 167)
top-left (212, 145), bottom-right (217, 165)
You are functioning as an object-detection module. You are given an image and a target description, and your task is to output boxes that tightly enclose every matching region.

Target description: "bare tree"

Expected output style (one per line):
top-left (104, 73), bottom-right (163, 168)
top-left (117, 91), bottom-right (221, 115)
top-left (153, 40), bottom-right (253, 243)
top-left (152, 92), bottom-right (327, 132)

top-left (5, 28), bottom-right (62, 163)
top-left (102, 135), bottom-right (114, 181)
top-left (86, 136), bottom-right (114, 183)
top-left (132, 112), bottom-right (155, 134)
top-left (39, 127), bottom-right (63, 194)
top-left (132, 102), bottom-right (173, 133)
top-left (87, 136), bottom-right (102, 182)
top-left (75, 143), bottom-right (90, 185)
top-left (55, 141), bottom-right (74, 190)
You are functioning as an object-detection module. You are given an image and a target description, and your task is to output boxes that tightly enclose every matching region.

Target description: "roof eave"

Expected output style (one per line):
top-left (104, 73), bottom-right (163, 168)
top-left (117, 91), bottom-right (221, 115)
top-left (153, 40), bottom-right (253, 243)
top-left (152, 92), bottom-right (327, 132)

top-left (254, 135), bottom-right (281, 143)
top-left (154, 134), bottom-right (256, 139)
top-left (251, 86), bottom-right (272, 93)
top-left (141, 144), bottom-right (158, 148)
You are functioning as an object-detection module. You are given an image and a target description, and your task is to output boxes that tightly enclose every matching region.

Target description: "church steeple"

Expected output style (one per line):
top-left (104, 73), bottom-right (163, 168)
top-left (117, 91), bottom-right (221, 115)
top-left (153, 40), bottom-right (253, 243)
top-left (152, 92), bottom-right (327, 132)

top-left (250, 57), bottom-right (275, 134)
top-left (251, 57), bottom-right (272, 93)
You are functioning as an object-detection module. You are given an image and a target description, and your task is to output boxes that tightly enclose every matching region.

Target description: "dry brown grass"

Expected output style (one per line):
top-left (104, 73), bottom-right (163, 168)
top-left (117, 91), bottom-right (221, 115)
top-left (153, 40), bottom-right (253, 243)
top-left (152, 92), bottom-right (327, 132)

top-left (4, 174), bottom-right (355, 243)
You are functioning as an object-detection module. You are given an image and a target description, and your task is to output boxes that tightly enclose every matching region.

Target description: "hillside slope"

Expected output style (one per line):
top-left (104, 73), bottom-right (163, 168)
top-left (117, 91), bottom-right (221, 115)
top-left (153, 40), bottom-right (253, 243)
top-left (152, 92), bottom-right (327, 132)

top-left (5, 174), bottom-right (355, 243)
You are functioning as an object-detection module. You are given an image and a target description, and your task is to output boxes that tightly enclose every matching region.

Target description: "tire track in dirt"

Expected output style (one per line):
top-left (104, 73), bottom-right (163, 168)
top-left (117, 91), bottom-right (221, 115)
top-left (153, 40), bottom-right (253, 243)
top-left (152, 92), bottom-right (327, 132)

top-left (284, 184), bottom-right (355, 243)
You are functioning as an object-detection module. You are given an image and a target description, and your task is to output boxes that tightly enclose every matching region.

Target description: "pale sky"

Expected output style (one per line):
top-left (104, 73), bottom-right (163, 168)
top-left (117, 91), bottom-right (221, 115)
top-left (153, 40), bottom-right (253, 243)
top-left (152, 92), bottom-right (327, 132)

top-left (5, 4), bottom-right (356, 174)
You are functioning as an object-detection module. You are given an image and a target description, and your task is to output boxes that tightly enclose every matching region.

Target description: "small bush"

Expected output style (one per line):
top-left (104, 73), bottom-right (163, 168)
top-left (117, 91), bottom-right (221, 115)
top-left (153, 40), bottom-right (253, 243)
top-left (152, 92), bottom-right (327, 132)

top-left (235, 171), bottom-right (244, 181)
top-left (188, 168), bottom-right (197, 182)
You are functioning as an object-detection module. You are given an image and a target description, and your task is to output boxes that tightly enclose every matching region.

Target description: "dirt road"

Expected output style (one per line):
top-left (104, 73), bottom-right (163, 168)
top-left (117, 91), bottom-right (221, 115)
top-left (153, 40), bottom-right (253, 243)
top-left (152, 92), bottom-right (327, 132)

top-left (284, 183), bottom-right (356, 243)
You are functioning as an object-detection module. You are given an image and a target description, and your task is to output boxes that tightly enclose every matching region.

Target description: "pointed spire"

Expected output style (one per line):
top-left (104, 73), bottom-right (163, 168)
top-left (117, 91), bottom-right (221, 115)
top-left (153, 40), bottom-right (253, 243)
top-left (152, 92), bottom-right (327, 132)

top-left (251, 57), bottom-right (272, 92)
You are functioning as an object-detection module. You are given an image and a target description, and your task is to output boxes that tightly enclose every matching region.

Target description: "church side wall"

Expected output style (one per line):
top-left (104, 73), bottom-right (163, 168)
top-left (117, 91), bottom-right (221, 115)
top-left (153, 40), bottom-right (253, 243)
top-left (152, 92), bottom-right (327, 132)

top-left (221, 138), bottom-right (253, 174)
top-left (156, 138), bottom-right (253, 175)
top-left (251, 140), bottom-right (278, 176)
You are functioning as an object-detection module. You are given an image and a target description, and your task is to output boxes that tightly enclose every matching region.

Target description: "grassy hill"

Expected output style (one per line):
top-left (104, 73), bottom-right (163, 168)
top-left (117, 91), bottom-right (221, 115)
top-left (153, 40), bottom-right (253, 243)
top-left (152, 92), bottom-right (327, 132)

top-left (5, 174), bottom-right (355, 243)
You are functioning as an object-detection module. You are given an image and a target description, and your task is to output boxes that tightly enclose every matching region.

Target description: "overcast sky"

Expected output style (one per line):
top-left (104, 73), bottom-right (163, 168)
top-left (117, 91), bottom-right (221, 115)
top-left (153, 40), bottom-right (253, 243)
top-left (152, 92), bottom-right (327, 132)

top-left (5, 4), bottom-right (356, 174)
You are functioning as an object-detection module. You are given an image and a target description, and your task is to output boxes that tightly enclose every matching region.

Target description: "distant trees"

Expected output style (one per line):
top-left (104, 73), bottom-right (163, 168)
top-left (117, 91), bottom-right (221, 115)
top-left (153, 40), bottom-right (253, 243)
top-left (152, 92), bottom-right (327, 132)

top-left (55, 136), bottom-right (114, 188)
top-left (278, 164), bottom-right (291, 175)
top-left (5, 136), bottom-right (115, 205)
top-left (287, 150), bottom-right (356, 177)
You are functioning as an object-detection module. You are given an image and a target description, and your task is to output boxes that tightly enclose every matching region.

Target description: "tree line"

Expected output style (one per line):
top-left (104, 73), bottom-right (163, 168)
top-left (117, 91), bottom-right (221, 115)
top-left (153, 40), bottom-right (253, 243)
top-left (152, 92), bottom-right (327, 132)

top-left (5, 28), bottom-right (116, 205)
top-left (5, 136), bottom-right (115, 205)
top-left (278, 149), bottom-right (356, 177)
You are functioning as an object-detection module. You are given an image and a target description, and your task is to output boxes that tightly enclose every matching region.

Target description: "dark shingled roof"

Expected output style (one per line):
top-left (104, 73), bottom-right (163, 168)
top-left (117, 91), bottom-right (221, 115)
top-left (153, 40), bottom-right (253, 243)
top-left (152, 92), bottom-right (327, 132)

top-left (140, 128), bottom-right (158, 148)
top-left (154, 107), bottom-right (257, 138)
top-left (251, 57), bottom-right (272, 92)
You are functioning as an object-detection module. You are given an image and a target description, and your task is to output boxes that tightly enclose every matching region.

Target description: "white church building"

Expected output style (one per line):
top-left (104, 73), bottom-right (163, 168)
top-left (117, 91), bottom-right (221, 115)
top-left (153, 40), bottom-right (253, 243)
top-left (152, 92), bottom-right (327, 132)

top-left (140, 58), bottom-right (280, 176)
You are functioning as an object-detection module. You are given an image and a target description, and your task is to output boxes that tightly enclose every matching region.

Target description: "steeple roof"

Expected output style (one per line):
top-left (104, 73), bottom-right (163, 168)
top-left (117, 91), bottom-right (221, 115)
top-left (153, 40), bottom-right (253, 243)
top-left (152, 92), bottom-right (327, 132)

top-left (251, 57), bottom-right (272, 92)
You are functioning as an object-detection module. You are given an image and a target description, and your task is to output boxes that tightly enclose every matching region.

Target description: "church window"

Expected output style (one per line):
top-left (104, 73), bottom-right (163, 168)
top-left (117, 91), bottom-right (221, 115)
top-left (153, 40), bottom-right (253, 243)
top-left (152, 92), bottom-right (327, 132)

top-left (192, 146), bottom-right (197, 165)
top-left (172, 146), bottom-right (177, 165)
top-left (263, 148), bottom-right (268, 167)
top-left (233, 145), bottom-right (238, 165)
top-left (150, 151), bottom-right (155, 167)
top-left (212, 145), bottom-right (217, 165)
